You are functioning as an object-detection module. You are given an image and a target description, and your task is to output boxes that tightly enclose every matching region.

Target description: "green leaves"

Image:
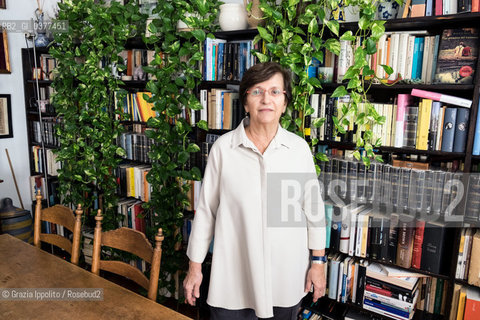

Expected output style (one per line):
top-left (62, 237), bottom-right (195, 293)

top-left (257, 26), bottom-right (274, 43)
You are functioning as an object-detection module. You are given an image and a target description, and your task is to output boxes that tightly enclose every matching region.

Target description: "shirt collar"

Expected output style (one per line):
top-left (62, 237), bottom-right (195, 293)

top-left (231, 117), bottom-right (291, 150)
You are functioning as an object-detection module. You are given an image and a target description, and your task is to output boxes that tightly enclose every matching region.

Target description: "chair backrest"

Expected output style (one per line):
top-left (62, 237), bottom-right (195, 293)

top-left (91, 210), bottom-right (163, 301)
top-left (33, 191), bottom-right (83, 265)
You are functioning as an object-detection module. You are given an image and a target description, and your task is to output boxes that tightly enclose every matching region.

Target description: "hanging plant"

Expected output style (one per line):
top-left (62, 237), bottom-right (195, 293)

top-left (142, 0), bottom-right (221, 297)
top-left (252, 0), bottom-right (392, 168)
top-left (51, 0), bottom-right (142, 229)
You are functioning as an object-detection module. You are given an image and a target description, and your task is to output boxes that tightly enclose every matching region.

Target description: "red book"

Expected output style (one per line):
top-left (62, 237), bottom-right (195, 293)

top-left (473, 0), bottom-right (479, 12)
top-left (411, 220), bottom-right (425, 269)
top-left (435, 0), bottom-right (442, 15)
top-left (134, 203), bottom-right (146, 233)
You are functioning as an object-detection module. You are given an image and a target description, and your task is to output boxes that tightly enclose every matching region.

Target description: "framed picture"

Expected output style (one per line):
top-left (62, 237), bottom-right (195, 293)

top-left (0, 0), bottom-right (5, 9)
top-left (0, 28), bottom-right (11, 73)
top-left (0, 94), bottom-right (13, 138)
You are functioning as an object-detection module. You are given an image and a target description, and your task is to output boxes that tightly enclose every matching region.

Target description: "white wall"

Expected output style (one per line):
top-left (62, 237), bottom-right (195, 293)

top-left (0, 0), bottom-right (60, 211)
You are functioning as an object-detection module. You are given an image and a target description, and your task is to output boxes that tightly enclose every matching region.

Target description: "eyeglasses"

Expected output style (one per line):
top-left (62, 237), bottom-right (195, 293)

top-left (246, 87), bottom-right (286, 97)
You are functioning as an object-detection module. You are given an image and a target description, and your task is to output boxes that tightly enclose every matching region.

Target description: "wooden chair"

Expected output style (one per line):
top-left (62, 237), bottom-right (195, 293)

top-left (91, 210), bottom-right (164, 301)
top-left (33, 191), bottom-right (83, 265)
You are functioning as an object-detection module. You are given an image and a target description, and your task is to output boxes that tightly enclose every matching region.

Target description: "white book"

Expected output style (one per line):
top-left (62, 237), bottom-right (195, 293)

top-left (420, 36), bottom-right (432, 83)
top-left (337, 40), bottom-right (353, 83)
top-left (456, 228), bottom-right (467, 279)
top-left (388, 33), bottom-right (400, 81)
top-left (462, 228), bottom-right (474, 279)
top-left (337, 261), bottom-right (344, 302)
top-left (310, 93), bottom-right (320, 139)
top-left (340, 204), bottom-right (365, 254)
top-left (425, 35), bottom-right (438, 84)
top-left (200, 89), bottom-right (208, 121)
top-left (376, 34), bottom-right (388, 79)
top-left (319, 94), bottom-right (327, 141)
top-left (397, 33), bottom-right (410, 79)
top-left (405, 35), bottom-right (416, 80)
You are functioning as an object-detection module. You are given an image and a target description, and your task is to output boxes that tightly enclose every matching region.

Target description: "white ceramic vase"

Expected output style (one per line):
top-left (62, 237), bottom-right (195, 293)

top-left (219, 3), bottom-right (248, 31)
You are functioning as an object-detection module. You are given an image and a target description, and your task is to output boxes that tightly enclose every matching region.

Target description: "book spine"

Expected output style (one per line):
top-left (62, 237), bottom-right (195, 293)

top-left (435, 0), bottom-right (443, 14)
top-left (411, 220), bottom-right (426, 269)
top-left (365, 284), bottom-right (414, 303)
top-left (441, 107), bottom-right (458, 152)
top-left (453, 107), bottom-right (470, 153)
top-left (411, 88), bottom-right (473, 108)
top-left (472, 100), bottom-right (480, 155)
top-left (364, 290), bottom-right (416, 312)
top-left (363, 298), bottom-right (410, 318)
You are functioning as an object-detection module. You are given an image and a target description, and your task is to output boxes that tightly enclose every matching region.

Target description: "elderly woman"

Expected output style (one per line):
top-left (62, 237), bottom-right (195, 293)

top-left (183, 62), bottom-right (326, 320)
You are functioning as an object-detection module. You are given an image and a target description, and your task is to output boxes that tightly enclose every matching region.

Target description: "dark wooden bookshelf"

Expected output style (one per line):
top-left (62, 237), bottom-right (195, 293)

top-left (119, 80), bottom-right (149, 88)
top-left (30, 141), bottom-right (59, 149)
top-left (319, 140), bottom-right (466, 158)
top-left (340, 12), bottom-right (480, 32)
top-left (26, 79), bottom-right (53, 85)
top-left (455, 278), bottom-right (480, 289)
top-left (320, 82), bottom-right (475, 92)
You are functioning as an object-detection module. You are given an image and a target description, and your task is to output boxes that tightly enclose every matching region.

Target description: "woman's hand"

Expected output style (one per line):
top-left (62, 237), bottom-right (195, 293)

top-left (305, 263), bottom-right (326, 302)
top-left (183, 261), bottom-right (203, 306)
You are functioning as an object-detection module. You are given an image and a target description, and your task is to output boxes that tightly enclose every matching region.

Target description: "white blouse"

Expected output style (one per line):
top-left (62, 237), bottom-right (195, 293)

top-left (186, 118), bottom-right (326, 318)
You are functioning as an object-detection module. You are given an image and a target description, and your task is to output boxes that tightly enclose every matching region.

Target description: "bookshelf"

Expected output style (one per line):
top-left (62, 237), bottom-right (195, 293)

top-left (193, 11), bottom-right (480, 320)
top-left (21, 47), bottom-right (61, 209)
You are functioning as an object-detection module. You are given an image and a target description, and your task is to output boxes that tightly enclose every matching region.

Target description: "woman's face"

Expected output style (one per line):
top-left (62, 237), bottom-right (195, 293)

top-left (244, 72), bottom-right (287, 127)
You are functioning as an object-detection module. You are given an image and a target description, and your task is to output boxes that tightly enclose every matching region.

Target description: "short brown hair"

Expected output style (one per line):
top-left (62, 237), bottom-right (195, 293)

top-left (239, 62), bottom-right (292, 107)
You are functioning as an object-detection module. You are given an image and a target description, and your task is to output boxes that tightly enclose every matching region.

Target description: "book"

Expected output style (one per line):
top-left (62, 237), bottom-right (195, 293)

top-left (441, 107), bottom-right (458, 152)
top-left (464, 287), bottom-right (480, 319)
top-left (433, 28), bottom-right (480, 85)
top-left (403, 106), bottom-right (419, 148)
top-left (411, 220), bottom-right (425, 269)
top-left (421, 221), bottom-right (454, 275)
top-left (366, 262), bottom-right (420, 291)
top-left (396, 214), bottom-right (416, 269)
top-left (411, 88), bottom-right (473, 108)
top-left (453, 107), bottom-right (470, 153)
top-left (394, 94), bottom-right (415, 148)
top-left (467, 230), bottom-right (480, 286)
top-left (472, 100), bottom-right (480, 155)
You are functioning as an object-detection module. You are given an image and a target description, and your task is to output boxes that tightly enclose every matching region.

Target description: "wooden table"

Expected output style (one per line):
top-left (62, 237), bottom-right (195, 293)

top-left (0, 234), bottom-right (191, 319)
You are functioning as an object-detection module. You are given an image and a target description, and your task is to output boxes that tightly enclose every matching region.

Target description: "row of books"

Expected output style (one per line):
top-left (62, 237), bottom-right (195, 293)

top-left (116, 164), bottom-right (152, 202)
top-left (29, 175), bottom-right (61, 206)
top-left (335, 27), bottom-right (479, 85)
top-left (455, 228), bottom-right (480, 285)
top-left (115, 91), bottom-right (156, 123)
top-left (203, 38), bottom-right (259, 81)
top-left (32, 53), bottom-right (57, 81)
top-left (117, 49), bottom-right (156, 81)
top-left (117, 130), bottom-right (154, 164)
top-left (402, 0), bottom-right (480, 18)
top-left (319, 156), bottom-right (469, 218)
top-left (30, 118), bottom-right (61, 147)
top-left (451, 285), bottom-right (480, 320)
top-left (31, 146), bottom-right (61, 176)
top-left (199, 88), bottom-right (245, 130)
top-left (325, 202), bottom-right (454, 274)
top-left (310, 91), bottom-right (470, 153)
top-left (116, 198), bottom-right (147, 234)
